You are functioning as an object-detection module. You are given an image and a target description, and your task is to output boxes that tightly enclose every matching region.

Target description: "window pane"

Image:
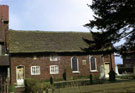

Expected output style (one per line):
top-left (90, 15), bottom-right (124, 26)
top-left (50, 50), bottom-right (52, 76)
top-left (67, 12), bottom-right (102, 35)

top-left (31, 66), bottom-right (40, 75)
top-left (33, 67), bottom-right (36, 74)
top-left (72, 57), bottom-right (78, 71)
top-left (36, 67), bottom-right (38, 73)
top-left (50, 55), bottom-right (58, 61)
top-left (91, 57), bottom-right (96, 70)
top-left (50, 65), bottom-right (59, 74)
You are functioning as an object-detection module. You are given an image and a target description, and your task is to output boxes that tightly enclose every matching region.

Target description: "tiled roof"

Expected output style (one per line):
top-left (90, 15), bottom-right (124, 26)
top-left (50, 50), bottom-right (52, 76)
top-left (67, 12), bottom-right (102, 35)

top-left (9, 30), bottom-right (92, 53)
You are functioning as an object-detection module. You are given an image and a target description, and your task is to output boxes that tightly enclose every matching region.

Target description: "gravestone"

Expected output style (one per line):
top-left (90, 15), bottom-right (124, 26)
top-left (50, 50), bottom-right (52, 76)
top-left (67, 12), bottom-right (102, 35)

top-left (65, 66), bottom-right (72, 80)
top-left (115, 65), bottom-right (119, 75)
top-left (99, 65), bottom-right (105, 80)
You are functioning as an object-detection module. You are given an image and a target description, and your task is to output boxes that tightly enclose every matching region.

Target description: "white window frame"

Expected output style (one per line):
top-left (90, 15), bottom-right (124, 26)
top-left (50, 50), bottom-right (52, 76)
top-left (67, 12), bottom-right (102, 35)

top-left (50, 55), bottom-right (59, 61)
top-left (31, 66), bottom-right (40, 75)
top-left (50, 65), bottom-right (59, 74)
top-left (89, 56), bottom-right (97, 72)
top-left (71, 57), bottom-right (80, 73)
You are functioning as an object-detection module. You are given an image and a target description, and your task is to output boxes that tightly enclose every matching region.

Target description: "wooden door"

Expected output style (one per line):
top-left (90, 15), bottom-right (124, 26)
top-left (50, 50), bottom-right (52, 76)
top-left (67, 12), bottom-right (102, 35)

top-left (104, 63), bottom-right (110, 78)
top-left (16, 66), bottom-right (25, 86)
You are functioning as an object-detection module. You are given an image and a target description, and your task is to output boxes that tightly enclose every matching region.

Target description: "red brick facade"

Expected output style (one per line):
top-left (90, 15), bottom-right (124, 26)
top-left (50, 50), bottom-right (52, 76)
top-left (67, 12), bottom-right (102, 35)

top-left (0, 5), bottom-right (9, 93)
top-left (10, 53), bottom-right (115, 84)
top-left (117, 55), bottom-right (135, 73)
top-left (123, 55), bottom-right (135, 68)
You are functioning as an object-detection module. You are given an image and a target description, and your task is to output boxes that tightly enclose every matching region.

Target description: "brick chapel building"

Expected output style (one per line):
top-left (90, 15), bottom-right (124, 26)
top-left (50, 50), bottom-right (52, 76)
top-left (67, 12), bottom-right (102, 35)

top-left (8, 30), bottom-right (115, 86)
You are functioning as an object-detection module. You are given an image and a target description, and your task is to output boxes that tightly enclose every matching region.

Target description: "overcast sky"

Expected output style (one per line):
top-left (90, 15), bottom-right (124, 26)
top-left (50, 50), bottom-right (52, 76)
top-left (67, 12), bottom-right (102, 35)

top-left (0, 0), bottom-right (122, 64)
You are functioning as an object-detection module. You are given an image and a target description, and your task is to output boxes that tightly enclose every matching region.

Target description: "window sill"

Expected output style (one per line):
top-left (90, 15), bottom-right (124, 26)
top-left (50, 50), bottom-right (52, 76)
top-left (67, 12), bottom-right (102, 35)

top-left (31, 74), bottom-right (40, 75)
top-left (50, 60), bottom-right (58, 62)
top-left (50, 72), bottom-right (59, 75)
top-left (50, 73), bottom-right (59, 74)
top-left (90, 70), bottom-right (98, 72)
top-left (72, 71), bottom-right (80, 74)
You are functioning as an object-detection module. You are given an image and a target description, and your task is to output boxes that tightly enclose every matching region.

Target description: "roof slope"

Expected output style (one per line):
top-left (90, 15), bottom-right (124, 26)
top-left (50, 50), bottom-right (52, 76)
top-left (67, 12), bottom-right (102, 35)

top-left (9, 30), bottom-right (92, 53)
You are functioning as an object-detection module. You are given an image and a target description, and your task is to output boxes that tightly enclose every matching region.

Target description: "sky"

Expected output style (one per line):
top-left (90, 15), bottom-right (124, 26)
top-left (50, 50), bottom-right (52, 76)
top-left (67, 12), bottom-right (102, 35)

top-left (0, 0), bottom-right (93, 31)
top-left (0, 0), bottom-right (122, 64)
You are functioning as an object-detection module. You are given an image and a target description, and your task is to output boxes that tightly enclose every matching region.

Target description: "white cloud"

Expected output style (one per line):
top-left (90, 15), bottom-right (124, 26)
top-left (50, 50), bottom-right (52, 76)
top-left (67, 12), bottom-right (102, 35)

top-left (7, 0), bottom-right (93, 31)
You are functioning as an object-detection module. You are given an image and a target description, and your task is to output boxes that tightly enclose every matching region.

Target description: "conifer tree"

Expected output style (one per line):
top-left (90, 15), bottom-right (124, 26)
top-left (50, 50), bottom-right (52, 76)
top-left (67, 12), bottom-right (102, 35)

top-left (84, 0), bottom-right (135, 81)
top-left (84, 0), bottom-right (135, 54)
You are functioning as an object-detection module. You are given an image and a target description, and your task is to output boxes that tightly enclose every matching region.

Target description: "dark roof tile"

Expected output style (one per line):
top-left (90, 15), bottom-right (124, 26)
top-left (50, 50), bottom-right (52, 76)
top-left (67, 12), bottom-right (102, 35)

top-left (9, 30), bottom-right (92, 53)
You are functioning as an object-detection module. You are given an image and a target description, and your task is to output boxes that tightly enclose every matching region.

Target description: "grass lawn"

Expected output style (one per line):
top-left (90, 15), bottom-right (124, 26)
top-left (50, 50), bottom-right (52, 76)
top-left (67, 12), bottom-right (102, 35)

top-left (52, 80), bottom-right (135, 93)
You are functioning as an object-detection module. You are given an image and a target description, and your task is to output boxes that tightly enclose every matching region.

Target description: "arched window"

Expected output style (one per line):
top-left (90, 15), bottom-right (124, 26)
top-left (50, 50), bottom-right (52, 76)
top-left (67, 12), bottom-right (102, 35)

top-left (71, 57), bottom-right (79, 73)
top-left (90, 56), bottom-right (97, 72)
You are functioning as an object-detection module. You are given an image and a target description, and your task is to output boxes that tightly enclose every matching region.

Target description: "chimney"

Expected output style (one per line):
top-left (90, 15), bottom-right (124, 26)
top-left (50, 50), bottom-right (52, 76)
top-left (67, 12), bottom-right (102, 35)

top-left (0, 5), bottom-right (9, 43)
top-left (0, 5), bottom-right (9, 22)
top-left (0, 5), bottom-right (9, 55)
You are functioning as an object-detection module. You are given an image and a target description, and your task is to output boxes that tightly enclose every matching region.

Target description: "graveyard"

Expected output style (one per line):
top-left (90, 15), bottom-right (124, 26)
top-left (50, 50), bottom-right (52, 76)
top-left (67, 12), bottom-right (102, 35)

top-left (20, 73), bottom-right (135, 93)
top-left (51, 80), bottom-right (135, 93)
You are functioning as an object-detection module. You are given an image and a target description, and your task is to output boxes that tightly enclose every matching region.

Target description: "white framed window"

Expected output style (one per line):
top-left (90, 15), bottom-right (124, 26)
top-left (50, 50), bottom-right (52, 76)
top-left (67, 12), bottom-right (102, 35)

top-left (89, 56), bottom-right (97, 72)
top-left (31, 66), bottom-right (40, 75)
top-left (50, 55), bottom-right (59, 61)
top-left (50, 65), bottom-right (59, 74)
top-left (71, 57), bottom-right (79, 73)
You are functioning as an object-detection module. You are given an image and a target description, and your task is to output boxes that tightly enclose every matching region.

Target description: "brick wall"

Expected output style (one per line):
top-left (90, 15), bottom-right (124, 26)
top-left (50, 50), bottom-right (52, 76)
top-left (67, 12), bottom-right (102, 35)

top-left (103, 54), bottom-right (115, 70)
top-left (0, 5), bottom-right (9, 21)
top-left (10, 53), bottom-right (115, 84)
top-left (123, 55), bottom-right (135, 68)
top-left (0, 5), bottom-right (9, 43)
